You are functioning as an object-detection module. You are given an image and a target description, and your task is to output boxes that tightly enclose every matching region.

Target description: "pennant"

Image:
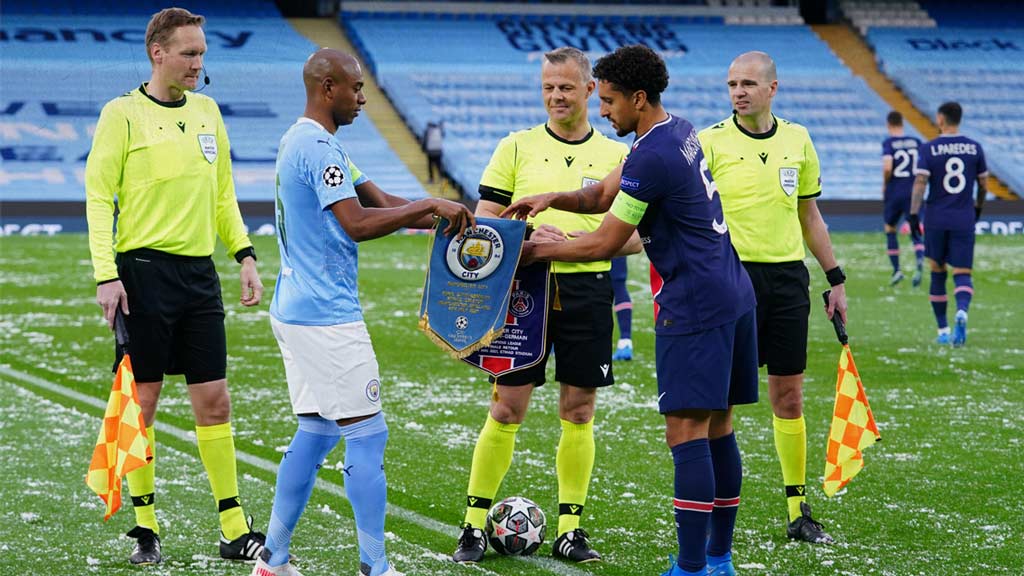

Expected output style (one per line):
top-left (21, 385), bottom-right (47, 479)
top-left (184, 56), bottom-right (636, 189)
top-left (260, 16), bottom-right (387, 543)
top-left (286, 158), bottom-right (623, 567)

top-left (419, 217), bottom-right (527, 358)
top-left (463, 261), bottom-right (550, 376)
top-left (85, 355), bottom-right (152, 520)
top-left (823, 345), bottom-right (881, 497)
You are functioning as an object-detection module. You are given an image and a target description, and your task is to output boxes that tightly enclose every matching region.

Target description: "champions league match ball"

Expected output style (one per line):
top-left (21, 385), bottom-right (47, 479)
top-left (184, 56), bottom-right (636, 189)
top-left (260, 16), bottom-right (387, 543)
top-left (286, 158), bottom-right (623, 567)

top-left (485, 496), bottom-right (547, 556)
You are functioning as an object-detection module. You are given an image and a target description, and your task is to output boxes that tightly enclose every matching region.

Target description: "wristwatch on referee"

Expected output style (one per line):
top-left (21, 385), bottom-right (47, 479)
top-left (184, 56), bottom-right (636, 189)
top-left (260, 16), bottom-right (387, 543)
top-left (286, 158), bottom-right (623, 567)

top-left (825, 265), bottom-right (845, 287)
top-left (234, 246), bottom-right (257, 263)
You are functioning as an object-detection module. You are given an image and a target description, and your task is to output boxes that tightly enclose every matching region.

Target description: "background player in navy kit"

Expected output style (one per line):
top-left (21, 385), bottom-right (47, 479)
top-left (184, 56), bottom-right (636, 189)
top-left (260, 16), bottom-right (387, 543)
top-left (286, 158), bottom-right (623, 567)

top-left (881, 111), bottom-right (924, 286)
top-left (505, 44), bottom-right (758, 576)
top-left (909, 101), bottom-right (988, 347)
top-left (610, 257), bottom-right (634, 360)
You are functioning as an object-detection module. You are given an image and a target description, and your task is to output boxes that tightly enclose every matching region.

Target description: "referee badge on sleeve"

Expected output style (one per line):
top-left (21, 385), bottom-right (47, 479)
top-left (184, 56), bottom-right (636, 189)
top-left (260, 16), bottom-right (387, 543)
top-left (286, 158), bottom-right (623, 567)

top-left (779, 167), bottom-right (799, 196)
top-left (198, 134), bottom-right (217, 163)
top-left (323, 164), bottom-right (345, 187)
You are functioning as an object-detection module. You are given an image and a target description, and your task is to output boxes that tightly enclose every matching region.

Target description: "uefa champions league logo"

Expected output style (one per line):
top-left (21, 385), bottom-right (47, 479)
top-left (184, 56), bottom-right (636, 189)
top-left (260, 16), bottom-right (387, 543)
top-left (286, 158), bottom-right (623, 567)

top-left (446, 225), bottom-right (505, 281)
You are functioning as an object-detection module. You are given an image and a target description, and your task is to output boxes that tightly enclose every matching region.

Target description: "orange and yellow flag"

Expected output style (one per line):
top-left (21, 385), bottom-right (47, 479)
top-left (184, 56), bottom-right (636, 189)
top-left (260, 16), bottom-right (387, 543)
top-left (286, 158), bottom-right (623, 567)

top-left (823, 345), bottom-right (881, 497)
top-left (85, 355), bottom-right (152, 520)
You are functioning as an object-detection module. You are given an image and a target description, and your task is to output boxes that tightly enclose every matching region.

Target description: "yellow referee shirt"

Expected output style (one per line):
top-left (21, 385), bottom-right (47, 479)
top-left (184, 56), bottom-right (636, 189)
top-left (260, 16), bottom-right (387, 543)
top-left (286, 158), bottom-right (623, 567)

top-left (85, 84), bottom-right (252, 282)
top-left (698, 115), bottom-right (821, 263)
top-left (479, 124), bottom-right (627, 273)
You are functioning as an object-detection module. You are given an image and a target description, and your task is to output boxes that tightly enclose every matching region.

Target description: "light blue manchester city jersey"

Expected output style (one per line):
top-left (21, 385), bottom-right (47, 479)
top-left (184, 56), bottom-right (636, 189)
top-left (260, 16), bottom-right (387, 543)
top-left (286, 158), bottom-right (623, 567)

top-left (270, 118), bottom-right (369, 326)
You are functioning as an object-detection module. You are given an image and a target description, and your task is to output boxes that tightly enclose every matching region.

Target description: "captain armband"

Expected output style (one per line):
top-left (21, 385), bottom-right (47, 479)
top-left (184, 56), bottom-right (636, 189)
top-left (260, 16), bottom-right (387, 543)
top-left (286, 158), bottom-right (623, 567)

top-left (609, 191), bottom-right (648, 226)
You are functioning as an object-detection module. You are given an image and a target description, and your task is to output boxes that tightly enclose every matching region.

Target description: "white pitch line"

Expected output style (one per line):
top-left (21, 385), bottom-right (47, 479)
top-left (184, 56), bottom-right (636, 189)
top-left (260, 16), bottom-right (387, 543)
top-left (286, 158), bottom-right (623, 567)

top-left (0, 364), bottom-right (592, 576)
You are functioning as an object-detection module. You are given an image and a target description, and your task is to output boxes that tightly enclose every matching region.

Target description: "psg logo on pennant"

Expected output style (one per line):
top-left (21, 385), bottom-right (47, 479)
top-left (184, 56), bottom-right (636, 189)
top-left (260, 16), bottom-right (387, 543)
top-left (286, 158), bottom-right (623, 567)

top-left (197, 134), bottom-right (217, 163)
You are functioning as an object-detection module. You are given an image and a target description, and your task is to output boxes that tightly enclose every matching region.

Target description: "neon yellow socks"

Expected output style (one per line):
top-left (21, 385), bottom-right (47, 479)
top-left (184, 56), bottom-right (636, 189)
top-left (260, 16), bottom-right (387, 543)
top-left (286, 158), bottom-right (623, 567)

top-left (556, 419), bottom-right (595, 536)
top-left (126, 425), bottom-right (158, 533)
top-left (464, 415), bottom-right (519, 528)
top-left (196, 422), bottom-right (247, 540)
top-left (773, 414), bottom-right (807, 522)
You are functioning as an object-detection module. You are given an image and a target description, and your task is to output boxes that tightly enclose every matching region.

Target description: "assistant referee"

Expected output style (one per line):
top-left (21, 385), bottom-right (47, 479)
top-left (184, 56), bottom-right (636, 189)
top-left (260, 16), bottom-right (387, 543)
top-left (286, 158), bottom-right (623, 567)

top-left (698, 51), bottom-right (848, 545)
top-left (85, 7), bottom-right (265, 566)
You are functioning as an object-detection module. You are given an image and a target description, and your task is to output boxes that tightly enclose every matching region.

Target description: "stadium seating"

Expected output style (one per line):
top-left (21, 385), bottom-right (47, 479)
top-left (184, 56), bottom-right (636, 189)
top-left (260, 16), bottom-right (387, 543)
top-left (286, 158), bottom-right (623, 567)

top-left (866, 25), bottom-right (1024, 195)
top-left (344, 14), bottom-right (912, 200)
top-left (0, 5), bottom-right (428, 203)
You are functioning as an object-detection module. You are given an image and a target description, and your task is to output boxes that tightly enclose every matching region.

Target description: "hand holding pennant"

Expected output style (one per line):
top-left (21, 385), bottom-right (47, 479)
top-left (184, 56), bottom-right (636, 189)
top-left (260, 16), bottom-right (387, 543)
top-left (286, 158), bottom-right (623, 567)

top-left (85, 309), bottom-right (153, 520)
top-left (821, 290), bottom-right (881, 497)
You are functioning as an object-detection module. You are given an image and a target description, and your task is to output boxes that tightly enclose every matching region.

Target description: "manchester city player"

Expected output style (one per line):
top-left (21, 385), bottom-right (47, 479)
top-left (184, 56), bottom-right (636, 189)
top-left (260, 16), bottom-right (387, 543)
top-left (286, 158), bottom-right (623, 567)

top-left (505, 44), bottom-right (758, 576)
top-left (909, 101), bottom-right (988, 347)
top-left (255, 49), bottom-right (473, 576)
top-left (881, 111), bottom-right (924, 286)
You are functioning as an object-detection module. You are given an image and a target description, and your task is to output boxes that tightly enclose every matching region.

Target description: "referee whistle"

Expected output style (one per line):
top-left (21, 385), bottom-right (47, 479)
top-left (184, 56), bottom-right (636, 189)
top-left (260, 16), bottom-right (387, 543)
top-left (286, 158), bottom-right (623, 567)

top-left (822, 290), bottom-right (848, 345)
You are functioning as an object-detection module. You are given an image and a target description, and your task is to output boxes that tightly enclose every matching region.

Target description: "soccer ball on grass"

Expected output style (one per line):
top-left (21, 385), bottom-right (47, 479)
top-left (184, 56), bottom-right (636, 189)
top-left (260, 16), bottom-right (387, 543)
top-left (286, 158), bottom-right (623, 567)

top-left (485, 496), bottom-right (546, 556)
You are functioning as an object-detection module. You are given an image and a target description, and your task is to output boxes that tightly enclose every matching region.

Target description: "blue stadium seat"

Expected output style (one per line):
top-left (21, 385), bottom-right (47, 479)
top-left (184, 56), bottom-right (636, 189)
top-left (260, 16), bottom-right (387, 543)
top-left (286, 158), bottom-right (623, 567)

top-left (345, 16), bottom-right (911, 200)
top-left (1, 13), bottom-right (427, 203)
top-left (867, 26), bottom-right (1024, 195)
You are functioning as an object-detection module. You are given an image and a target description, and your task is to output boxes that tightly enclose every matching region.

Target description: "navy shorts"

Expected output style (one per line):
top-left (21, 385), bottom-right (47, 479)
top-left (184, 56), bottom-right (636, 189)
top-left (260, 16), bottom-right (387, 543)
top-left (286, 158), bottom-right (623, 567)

top-left (883, 196), bottom-right (911, 227)
top-left (493, 271), bottom-right (614, 389)
top-left (654, 308), bottom-right (759, 413)
top-left (925, 228), bottom-right (975, 268)
top-left (114, 249), bottom-right (227, 384)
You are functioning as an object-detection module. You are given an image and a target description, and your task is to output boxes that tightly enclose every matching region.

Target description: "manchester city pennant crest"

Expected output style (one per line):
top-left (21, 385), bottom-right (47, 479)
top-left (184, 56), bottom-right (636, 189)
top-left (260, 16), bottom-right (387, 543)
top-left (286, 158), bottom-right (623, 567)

top-left (419, 217), bottom-right (528, 358)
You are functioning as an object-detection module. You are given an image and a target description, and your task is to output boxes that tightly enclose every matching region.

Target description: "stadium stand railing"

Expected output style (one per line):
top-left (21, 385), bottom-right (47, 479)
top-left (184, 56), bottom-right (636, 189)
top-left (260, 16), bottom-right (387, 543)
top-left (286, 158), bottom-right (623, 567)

top-left (342, 10), bottom-right (913, 201)
top-left (1, 1), bottom-right (428, 204)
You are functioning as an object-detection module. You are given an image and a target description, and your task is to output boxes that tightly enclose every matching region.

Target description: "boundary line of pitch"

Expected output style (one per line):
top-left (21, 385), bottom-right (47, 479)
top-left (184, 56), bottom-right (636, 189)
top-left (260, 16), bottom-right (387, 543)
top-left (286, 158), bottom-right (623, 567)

top-left (0, 364), bottom-right (591, 576)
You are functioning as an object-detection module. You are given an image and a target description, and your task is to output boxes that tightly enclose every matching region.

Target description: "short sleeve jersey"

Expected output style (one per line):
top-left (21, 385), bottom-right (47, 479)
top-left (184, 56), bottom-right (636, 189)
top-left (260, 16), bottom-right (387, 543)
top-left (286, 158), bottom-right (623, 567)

top-left (698, 115), bottom-right (822, 263)
top-left (479, 124), bottom-right (628, 273)
top-left (914, 134), bottom-right (988, 231)
top-left (618, 115), bottom-right (755, 336)
top-left (270, 118), bottom-right (370, 326)
top-left (882, 135), bottom-right (922, 201)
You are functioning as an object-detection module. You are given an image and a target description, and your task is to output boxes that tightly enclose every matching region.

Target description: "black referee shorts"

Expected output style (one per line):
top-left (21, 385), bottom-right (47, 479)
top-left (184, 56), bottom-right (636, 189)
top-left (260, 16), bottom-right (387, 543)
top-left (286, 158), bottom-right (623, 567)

top-left (493, 271), bottom-right (614, 389)
top-left (742, 261), bottom-right (810, 377)
top-left (114, 249), bottom-right (227, 384)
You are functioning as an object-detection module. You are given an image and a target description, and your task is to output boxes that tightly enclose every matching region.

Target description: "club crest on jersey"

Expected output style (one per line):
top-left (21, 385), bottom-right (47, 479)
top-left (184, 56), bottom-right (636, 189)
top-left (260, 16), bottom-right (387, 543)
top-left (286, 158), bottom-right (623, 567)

top-left (323, 164), bottom-right (345, 188)
top-left (779, 167), bottom-right (799, 196)
top-left (446, 224), bottom-right (504, 281)
top-left (365, 378), bottom-right (381, 402)
top-left (198, 134), bottom-right (217, 163)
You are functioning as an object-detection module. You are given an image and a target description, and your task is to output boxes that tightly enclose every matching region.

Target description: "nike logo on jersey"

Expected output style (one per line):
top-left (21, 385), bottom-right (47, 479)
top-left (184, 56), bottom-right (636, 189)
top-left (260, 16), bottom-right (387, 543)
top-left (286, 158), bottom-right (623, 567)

top-left (600, 364), bottom-right (610, 378)
top-left (176, 121), bottom-right (186, 133)
top-left (758, 152), bottom-right (768, 164)
top-left (564, 156), bottom-right (575, 167)
top-left (713, 218), bottom-right (729, 235)
top-left (658, 392), bottom-right (667, 402)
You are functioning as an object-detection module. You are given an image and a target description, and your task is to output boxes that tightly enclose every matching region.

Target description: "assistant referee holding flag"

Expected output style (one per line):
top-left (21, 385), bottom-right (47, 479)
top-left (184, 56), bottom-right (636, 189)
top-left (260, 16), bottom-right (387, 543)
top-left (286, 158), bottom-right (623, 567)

top-left (86, 7), bottom-right (266, 565)
top-left (698, 51), bottom-right (848, 544)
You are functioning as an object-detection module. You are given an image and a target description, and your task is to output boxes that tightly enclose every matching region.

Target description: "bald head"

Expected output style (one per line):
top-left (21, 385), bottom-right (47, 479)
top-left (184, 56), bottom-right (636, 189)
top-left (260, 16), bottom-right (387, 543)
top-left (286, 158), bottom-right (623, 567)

top-left (302, 48), bottom-right (366, 131)
top-left (303, 48), bottom-right (361, 96)
top-left (730, 51), bottom-right (777, 83)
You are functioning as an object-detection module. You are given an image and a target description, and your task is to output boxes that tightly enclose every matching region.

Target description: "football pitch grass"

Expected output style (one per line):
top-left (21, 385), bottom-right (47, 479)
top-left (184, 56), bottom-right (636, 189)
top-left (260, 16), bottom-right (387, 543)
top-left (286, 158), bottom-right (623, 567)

top-left (0, 232), bottom-right (1021, 576)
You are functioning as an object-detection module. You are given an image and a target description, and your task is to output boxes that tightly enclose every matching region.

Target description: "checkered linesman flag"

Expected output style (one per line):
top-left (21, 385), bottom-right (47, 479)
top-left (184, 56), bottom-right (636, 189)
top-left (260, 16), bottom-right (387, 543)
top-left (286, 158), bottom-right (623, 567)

top-left (85, 310), bottom-right (152, 520)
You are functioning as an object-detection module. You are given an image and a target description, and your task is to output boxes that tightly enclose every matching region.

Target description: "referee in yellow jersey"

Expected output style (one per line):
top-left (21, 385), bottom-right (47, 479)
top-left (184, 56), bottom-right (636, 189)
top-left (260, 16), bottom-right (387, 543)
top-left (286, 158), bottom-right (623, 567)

top-left (698, 51), bottom-right (848, 545)
top-left (452, 47), bottom-right (637, 565)
top-left (85, 7), bottom-right (265, 565)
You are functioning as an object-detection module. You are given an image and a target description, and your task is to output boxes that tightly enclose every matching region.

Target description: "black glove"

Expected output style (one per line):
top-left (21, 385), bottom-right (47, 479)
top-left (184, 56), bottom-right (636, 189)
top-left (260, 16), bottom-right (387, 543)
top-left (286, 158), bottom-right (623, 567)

top-left (907, 213), bottom-right (922, 236)
top-left (975, 205), bottom-right (982, 222)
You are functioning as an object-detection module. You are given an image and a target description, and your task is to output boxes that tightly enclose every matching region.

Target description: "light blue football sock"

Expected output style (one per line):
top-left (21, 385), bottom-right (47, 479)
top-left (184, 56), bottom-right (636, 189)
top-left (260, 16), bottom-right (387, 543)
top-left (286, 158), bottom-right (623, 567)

top-left (266, 416), bottom-right (341, 566)
top-left (340, 412), bottom-right (390, 572)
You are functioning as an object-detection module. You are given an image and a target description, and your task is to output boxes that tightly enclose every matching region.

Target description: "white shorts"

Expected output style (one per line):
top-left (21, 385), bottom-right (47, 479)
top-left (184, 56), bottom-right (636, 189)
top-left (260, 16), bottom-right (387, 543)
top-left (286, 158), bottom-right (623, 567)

top-left (270, 317), bottom-right (382, 420)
